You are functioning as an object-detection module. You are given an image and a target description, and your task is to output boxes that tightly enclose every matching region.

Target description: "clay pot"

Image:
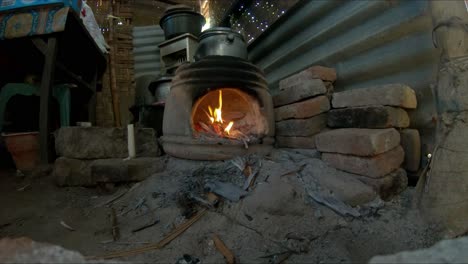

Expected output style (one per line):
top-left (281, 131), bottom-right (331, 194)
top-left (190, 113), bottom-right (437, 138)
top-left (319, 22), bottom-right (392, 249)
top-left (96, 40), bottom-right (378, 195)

top-left (3, 132), bottom-right (39, 171)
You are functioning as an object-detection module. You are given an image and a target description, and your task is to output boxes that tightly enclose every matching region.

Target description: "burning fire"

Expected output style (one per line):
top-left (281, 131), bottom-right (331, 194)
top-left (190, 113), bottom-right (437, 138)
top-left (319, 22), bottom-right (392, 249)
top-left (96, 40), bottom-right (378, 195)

top-left (205, 90), bottom-right (234, 135)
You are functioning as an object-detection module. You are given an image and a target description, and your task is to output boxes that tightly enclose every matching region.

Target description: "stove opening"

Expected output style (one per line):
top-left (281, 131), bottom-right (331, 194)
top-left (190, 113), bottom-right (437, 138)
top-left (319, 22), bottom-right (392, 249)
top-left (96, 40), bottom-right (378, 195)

top-left (191, 88), bottom-right (268, 142)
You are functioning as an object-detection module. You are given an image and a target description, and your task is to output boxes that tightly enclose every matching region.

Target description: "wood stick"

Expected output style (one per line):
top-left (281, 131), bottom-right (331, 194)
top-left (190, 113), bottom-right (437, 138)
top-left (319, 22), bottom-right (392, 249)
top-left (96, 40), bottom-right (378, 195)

top-left (111, 208), bottom-right (120, 241)
top-left (89, 209), bottom-right (207, 259)
top-left (213, 234), bottom-right (236, 264)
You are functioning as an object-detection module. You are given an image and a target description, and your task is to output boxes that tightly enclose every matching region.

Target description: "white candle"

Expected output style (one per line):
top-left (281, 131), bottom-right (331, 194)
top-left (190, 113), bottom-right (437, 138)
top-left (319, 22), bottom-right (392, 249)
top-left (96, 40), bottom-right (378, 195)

top-left (127, 124), bottom-right (136, 158)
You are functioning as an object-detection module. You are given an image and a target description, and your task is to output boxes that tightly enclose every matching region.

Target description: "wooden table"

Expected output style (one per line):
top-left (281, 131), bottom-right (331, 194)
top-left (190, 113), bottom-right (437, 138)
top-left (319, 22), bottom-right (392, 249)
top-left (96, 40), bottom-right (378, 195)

top-left (0, 5), bottom-right (107, 164)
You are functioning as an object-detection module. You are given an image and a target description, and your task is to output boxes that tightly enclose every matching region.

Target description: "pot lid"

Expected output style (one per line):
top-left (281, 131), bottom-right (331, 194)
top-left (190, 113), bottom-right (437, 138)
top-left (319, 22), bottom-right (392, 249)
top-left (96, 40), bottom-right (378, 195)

top-left (149, 75), bottom-right (173, 94)
top-left (199, 27), bottom-right (245, 41)
top-left (164, 4), bottom-right (194, 13)
top-left (159, 8), bottom-right (206, 27)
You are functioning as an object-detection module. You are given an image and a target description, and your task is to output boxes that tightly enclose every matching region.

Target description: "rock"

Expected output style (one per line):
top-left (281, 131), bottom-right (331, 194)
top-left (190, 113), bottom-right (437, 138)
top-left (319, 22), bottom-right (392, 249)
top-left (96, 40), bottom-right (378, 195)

top-left (54, 157), bottom-right (94, 187)
top-left (356, 168), bottom-right (408, 200)
top-left (315, 128), bottom-right (400, 156)
top-left (91, 157), bottom-right (166, 183)
top-left (300, 159), bottom-right (377, 206)
top-left (274, 95), bottom-right (330, 121)
top-left (369, 236), bottom-right (468, 263)
top-left (54, 157), bottom-right (166, 186)
top-left (322, 146), bottom-right (405, 178)
top-left (279, 67), bottom-right (337, 92)
top-left (327, 106), bottom-right (410, 128)
top-left (400, 129), bottom-right (421, 172)
top-left (0, 237), bottom-right (115, 263)
top-left (55, 127), bottom-right (160, 159)
top-left (275, 114), bottom-right (327, 136)
top-left (276, 136), bottom-right (316, 149)
top-left (274, 79), bottom-right (326, 107)
top-left (332, 84), bottom-right (417, 109)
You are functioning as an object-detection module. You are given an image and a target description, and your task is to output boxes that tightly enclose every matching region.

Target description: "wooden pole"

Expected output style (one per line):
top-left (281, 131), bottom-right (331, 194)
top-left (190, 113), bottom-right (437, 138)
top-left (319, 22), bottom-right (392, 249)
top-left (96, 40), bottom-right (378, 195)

top-left (88, 65), bottom-right (98, 125)
top-left (39, 36), bottom-right (58, 164)
top-left (108, 0), bottom-right (122, 127)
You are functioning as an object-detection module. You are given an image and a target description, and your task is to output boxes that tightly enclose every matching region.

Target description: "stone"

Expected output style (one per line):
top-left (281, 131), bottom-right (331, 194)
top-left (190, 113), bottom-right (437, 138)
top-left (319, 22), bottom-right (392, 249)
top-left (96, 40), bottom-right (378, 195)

top-left (315, 128), bottom-right (400, 156)
top-left (91, 157), bottom-right (167, 183)
top-left (274, 79), bottom-right (326, 107)
top-left (369, 236), bottom-right (468, 263)
top-left (54, 157), bottom-right (166, 186)
top-left (274, 95), bottom-right (330, 121)
top-left (400, 129), bottom-right (421, 172)
top-left (276, 136), bottom-right (316, 149)
top-left (332, 83), bottom-right (417, 109)
top-left (55, 127), bottom-right (160, 159)
top-left (275, 114), bottom-right (327, 136)
top-left (322, 146), bottom-right (405, 178)
top-left (300, 158), bottom-right (377, 206)
top-left (0, 237), bottom-right (118, 263)
top-left (327, 106), bottom-right (410, 128)
top-left (356, 168), bottom-right (408, 201)
top-left (54, 157), bottom-right (94, 187)
top-left (279, 66), bottom-right (336, 92)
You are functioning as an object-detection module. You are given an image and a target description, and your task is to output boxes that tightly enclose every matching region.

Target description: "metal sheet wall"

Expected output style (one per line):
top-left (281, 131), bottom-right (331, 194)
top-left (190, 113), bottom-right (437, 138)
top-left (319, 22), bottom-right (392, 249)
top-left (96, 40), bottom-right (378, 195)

top-left (248, 0), bottom-right (439, 150)
top-left (133, 25), bottom-right (165, 78)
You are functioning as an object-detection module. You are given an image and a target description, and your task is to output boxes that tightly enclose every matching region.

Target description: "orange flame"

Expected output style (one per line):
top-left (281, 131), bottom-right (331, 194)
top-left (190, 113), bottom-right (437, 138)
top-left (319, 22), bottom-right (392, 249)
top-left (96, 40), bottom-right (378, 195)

top-left (206, 90), bottom-right (235, 136)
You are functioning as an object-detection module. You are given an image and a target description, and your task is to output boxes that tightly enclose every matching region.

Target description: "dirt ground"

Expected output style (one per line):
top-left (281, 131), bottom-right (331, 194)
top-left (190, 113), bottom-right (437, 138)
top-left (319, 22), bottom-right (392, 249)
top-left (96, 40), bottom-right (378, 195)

top-left (0, 152), bottom-right (443, 263)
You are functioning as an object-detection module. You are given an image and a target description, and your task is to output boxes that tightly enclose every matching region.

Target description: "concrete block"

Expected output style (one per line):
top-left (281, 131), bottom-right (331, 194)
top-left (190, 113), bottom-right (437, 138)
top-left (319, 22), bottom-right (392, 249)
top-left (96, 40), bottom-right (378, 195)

top-left (55, 127), bottom-right (160, 159)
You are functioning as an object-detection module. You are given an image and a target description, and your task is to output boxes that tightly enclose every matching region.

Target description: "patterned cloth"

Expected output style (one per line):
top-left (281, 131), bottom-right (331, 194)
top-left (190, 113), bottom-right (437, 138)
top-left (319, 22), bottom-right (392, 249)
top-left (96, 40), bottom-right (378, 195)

top-left (0, 6), bottom-right (69, 39)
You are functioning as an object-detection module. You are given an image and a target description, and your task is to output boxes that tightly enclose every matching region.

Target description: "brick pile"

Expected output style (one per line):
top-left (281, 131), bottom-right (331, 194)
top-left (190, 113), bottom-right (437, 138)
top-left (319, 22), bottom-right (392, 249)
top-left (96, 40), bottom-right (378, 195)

top-left (273, 66), bottom-right (336, 149)
top-left (315, 84), bottom-right (421, 199)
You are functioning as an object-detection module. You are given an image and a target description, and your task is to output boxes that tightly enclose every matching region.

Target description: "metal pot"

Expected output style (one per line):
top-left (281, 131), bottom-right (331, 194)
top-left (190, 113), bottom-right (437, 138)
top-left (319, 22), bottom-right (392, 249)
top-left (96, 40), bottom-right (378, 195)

top-left (194, 27), bottom-right (248, 61)
top-left (159, 5), bottom-right (205, 40)
top-left (149, 75), bottom-right (173, 105)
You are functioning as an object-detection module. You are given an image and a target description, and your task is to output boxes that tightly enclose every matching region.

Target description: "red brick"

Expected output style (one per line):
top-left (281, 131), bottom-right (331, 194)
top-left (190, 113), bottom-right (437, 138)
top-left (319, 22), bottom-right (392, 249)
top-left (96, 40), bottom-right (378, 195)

top-left (322, 146), bottom-right (405, 178)
top-left (332, 84), bottom-right (417, 109)
top-left (327, 106), bottom-right (410, 128)
top-left (315, 128), bottom-right (400, 156)
top-left (274, 95), bottom-right (330, 121)
top-left (274, 79), bottom-right (326, 107)
top-left (276, 136), bottom-right (316, 149)
top-left (400, 129), bottom-right (421, 172)
top-left (275, 114), bottom-right (327, 137)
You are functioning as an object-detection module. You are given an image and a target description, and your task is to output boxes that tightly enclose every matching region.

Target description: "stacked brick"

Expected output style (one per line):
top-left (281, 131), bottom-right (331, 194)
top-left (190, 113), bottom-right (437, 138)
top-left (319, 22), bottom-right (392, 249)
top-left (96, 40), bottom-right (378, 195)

top-left (273, 66), bottom-right (336, 149)
top-left (315, 84), bottom-right (421, 200)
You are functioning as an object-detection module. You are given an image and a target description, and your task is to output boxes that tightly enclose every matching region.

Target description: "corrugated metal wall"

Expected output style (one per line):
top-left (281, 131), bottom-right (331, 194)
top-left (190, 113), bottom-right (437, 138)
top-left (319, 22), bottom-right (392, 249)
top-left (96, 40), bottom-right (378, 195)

top-left (248, 0), bottom-right (439, 150)
top-left (133, 25), bottom-right (165, 78)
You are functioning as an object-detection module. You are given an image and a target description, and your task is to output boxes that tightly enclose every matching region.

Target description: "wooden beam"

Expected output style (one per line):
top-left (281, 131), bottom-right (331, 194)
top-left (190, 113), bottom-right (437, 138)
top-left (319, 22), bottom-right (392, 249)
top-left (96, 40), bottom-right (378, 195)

top-left (39, 36), bottom-right (58, 164)
top-left (31, 38), bottom-right (94, 91)
top-left (88, 65), bottom-right (98, 125)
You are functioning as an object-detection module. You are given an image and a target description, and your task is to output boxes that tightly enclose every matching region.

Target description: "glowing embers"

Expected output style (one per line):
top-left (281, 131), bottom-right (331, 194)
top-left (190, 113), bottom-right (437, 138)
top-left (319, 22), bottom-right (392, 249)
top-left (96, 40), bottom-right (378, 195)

top-left (191, 88), bottom-right (268, 144)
